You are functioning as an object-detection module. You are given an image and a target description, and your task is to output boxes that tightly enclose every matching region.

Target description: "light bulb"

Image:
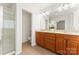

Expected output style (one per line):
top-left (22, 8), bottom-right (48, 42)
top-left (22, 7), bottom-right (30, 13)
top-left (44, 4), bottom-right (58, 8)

top-left (57, 7), bottom-right (62, 12)
top-left (45, 11), bottom-right (50, 15)
top-left (63, 4), bottom-right (69, 10)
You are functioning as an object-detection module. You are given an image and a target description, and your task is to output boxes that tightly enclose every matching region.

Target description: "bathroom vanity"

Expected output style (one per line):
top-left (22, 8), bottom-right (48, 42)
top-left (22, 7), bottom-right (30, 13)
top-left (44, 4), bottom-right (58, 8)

top-left (35, 4), bottom-right (79, 55)
top-left (36, 30), bottom-right (79, 55)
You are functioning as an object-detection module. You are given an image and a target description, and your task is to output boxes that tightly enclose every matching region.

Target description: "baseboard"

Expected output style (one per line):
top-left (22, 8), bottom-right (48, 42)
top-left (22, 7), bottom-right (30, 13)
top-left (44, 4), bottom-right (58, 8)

top-left (31, 42), bottom-right (36, 47)
top-left (5, 51), bottom-right (15, 55)
top-left (15, 51), bottom-right (22, 55)
top-left (22, 39), bottom-right (28, 43)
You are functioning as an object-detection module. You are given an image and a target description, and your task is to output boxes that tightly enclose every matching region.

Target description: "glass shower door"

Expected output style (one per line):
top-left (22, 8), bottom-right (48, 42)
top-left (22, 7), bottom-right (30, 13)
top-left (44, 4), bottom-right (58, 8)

top-left (2, 4), bottom-right (15, 54)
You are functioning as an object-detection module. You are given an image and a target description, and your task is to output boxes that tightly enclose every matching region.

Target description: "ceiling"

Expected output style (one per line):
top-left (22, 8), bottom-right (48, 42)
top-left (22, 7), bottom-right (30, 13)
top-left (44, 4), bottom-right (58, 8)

top-left (22, 3), bottom-right (63, 13)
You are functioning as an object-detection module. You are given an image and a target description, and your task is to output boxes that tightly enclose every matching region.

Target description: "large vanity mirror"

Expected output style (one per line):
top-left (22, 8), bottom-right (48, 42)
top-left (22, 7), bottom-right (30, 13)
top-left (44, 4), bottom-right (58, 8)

top-left (44, 4), bottom-right (78, 31)
top-left (41, 3), bottom-right (79, 32)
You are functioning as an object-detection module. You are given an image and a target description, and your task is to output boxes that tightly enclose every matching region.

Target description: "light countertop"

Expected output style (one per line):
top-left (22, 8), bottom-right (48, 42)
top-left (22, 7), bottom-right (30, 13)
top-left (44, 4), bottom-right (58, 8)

top-left (36, 30), bottom-right (79, 35)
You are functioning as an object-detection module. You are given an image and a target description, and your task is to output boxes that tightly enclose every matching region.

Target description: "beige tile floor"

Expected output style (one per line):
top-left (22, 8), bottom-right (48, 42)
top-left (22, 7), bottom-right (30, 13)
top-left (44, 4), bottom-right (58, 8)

top-left (21, 41), bottom-right (57, 55)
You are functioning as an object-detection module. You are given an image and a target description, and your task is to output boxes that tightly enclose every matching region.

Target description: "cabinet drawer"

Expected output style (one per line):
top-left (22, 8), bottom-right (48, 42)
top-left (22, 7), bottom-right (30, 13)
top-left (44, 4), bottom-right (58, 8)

top-left (45, 33), bottom-right (55, 37)
top-left (65, 35), bottom-right (79, 41)
top-left (56, 34), bottom-right (64, 39)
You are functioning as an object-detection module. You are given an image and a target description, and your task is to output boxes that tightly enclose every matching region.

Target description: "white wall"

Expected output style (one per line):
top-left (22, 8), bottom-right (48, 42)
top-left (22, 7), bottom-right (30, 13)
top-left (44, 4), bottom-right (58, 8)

top-left (65, 13), bottom-right (74, 32)
top-left (73, 9), bottom-right (79, 32)
top-left (16, 4), bottom-right (22, 54)
top-left (22, 10), bottom-right (31, 43)
top-left (65, 9), bottom-right (79, 32)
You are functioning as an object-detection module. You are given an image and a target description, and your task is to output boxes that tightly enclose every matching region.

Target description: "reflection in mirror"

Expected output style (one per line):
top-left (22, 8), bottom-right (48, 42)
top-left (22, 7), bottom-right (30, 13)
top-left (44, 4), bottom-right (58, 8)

top-left (57, 20), bottom-right (65, 30)
top-left (41, 3), bottom-right (79, 32)
top-left (48, 15), bottom-right (66, 31)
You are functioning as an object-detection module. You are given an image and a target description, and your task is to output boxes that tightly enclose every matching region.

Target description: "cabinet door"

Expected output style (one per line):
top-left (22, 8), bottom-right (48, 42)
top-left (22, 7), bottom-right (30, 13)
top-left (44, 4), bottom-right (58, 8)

top-left (44, 37), bottom-right (55, 52)
top-left (66, 40), bottom-right (78, 55)
top-left (56, 38), bottom-right (66, 54)
top-left (77, 42), bottom-right (79, 54)
top-left (36, 32), bottom-right (44, 47)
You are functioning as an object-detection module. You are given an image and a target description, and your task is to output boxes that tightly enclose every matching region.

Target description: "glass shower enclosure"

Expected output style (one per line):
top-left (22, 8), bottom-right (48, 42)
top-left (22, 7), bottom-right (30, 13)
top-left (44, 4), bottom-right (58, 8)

top-left (0, 4), bottom-right (15, 55)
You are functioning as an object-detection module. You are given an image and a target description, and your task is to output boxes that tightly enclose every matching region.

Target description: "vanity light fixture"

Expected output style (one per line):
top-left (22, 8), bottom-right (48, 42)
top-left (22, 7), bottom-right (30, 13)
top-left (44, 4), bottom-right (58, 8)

top-left (45, 11), bottom-right (50, 15)
top-left (40, 11), bottom-right (50, 17)
top-left (57, 4), bottom-right (69, 12)
top-left (57, 3), bottom-right (76, 12)
top-left (40, 3), bottom-right (77, 16)
top-left (63, 4), bottom-right (69, 10)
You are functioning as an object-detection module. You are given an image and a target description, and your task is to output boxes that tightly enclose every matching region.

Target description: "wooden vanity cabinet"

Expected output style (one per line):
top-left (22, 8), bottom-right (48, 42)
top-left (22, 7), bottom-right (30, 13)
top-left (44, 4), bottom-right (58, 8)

top-left (36, 32), bottom-right (79, 55)
top-left (56, 34), bottom-right (66, 54)
top-left (36, 32), bottom-right (45, 47)
top-left (44, 33), bottom-right (55, 52)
